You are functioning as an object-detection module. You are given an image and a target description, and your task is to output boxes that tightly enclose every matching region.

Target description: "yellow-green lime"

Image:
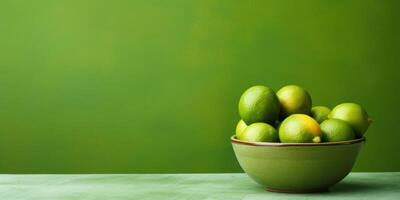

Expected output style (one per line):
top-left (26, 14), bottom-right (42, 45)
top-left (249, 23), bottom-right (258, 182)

top-left (320, 119), bottom-right (355, 142)
top-left (279, 114), bottom-right (322, 143)
top-left (235, 120), bottom-right (248, 140)
top-left (238, 85), bottom-right (280, 124)
top-left (241, 122), bottom-right (279, 142)
top-left (311, 106), bottom-right (331, 123)
top-left (328, 103), bottom-right (370, 137)
top-left (277, 85), bottom-right (312, 119)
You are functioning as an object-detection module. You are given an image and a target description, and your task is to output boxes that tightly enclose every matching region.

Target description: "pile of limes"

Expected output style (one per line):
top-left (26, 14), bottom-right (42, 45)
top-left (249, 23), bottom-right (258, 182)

top-left (236, 85), bottom-right (371, 143)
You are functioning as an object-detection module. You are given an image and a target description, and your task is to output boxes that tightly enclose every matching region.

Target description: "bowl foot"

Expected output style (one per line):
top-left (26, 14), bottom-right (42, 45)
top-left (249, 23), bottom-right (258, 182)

top-left (266, 187), bottom-right (329, 193)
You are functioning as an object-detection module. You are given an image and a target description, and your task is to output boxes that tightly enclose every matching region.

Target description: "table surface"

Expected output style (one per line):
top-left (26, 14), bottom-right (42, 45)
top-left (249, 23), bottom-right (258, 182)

top-left (0, 172), bottom-right (399, 200)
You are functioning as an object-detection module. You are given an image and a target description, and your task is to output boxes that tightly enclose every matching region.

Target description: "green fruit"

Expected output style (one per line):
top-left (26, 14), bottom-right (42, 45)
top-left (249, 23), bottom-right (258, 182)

top-left (328, 103), bottom-right (370, 137)
top-left (321, 119), bottom-right (355, 142)
top-left (277, 85), bottom-right (312, 118)
top-left (241, 123), bottom-right (279, 142)
top-left (238, 85), bottom-right (280, 124)
top-left (235, 120), bottom-right (248, 140)
top-left (279, 114), bottom-right (322, 143)
top-left (311, 106), bottom-right (331, 123)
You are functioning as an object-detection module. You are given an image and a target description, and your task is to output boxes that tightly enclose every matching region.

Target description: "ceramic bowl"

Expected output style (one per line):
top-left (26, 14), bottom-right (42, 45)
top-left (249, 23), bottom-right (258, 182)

top-left (231, 136), bottom-right (365, 193)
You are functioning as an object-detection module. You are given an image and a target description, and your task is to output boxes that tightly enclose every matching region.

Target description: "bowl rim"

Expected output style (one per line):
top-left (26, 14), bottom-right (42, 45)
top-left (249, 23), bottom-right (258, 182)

top-left (231, 135), bottom-right (365, 147)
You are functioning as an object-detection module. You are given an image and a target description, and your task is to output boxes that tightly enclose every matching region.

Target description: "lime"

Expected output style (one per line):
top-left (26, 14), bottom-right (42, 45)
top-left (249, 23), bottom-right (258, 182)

top-left (279, 114), bottom-right (322, 143)
top-left (311, 106), bottom-right (331, 123)
top-left (238, 85), bottom-right (280, 124)
top-left (328, 103), bottom-right (370, 137)
top-left (235, 120), bottom-right (248, 139)
top-left (320, 119), bottom-right (355, 142)
top-left (277, 85), bottom-right (312, 118)
top-left (241, 122), bottom-right (279, 142)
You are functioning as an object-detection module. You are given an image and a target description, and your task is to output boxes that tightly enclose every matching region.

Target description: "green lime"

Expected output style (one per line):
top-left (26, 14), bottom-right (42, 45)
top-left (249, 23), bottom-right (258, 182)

top-left (311, 106), bottom-right (331, 123)
top-left (238, 85), bottom-right (280, 124)
top-left (328, 103), bottom-right (370, 137)
top-left (241, 122), bottom-right (279, 142)
top-left (235, 120), bottom-right (248, 139)
top-left (320, 119), bottom-right (355, 142)
top-left (279, 114), bottom-right (322, 143)
top-left (277, 85), bottom-right (312, 119)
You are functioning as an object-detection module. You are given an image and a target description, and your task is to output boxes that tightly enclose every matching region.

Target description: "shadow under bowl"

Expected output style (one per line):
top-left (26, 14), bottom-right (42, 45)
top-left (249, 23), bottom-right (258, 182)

top-left (231, 136), bottom-right (365, 193)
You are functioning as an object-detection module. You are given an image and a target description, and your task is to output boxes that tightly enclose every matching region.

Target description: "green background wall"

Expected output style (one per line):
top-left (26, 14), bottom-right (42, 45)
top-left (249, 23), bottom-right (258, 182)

top-left (0, 0), bottom-right (399, 173)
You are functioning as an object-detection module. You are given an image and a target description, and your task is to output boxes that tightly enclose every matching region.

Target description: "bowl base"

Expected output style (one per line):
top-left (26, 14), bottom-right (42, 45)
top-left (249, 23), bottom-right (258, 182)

top-left (266, 187), bottom-right (329, 193)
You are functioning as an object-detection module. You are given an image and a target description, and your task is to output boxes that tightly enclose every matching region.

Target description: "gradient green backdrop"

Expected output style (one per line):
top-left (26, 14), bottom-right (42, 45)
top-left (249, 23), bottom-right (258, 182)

top-left (0, 0), bottom-right (399, 173)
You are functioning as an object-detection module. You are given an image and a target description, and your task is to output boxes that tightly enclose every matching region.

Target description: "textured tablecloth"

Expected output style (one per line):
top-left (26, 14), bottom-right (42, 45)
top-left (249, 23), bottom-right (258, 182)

top-left (0, 173), bottom-right (399, 199)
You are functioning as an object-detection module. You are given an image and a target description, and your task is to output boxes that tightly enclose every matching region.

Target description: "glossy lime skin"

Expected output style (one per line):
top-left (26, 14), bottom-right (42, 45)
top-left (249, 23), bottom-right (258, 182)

top-left (321, 119), bottom-right (355, 142)
top-left (277, 85), bottom-right (312, 118)
top-left (238, 85), bottom-right (280, 124)
top-left (235, 120), bottom-right (248, 140)
top-left (241, 123), bottom-right (279, 142)
top-left (279, 114), bottom-right (321, 143)
top-left (329, 103), bottom-right (370, 137)
top-left (311, 106), bottom-right (331, 123)
top-left (231, 136), bottom-right (364, 192)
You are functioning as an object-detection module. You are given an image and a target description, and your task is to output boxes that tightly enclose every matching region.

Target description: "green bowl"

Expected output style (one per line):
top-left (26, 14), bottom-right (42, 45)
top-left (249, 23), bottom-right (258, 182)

top-left (231, 136), bottom-right (365, 193)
